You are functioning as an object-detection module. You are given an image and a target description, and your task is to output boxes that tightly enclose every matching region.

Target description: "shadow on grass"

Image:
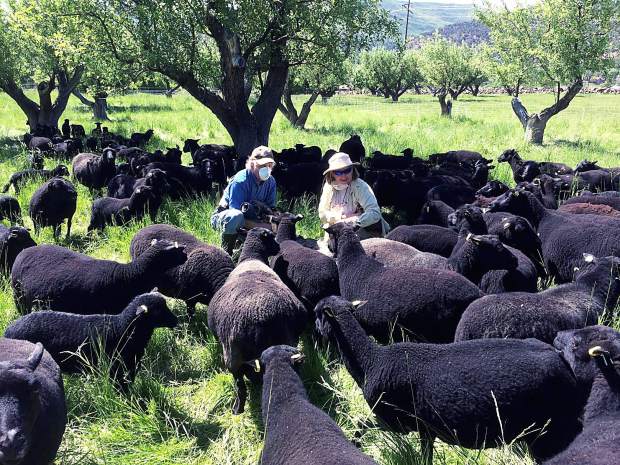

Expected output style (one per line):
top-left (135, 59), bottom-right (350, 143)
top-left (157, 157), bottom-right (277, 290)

top-left (552, 139), bottom-right (619, 157)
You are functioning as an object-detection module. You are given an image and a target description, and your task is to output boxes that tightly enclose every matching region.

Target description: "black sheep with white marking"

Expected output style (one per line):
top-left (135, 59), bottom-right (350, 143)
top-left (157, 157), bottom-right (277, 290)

top-left (72, 148), bottom-right (117, 192)
top-left (328, 222), bottom-right (482, 343)
top-left (28, 177), bottom-right (77, 239)
top-left (314, 296), bottom-right (582, 463)
top-left (2, 165), bottom-right (69, 194)
top-left (4, 291), bottom-right (177, 386)
top-left (455, 255), bottom-right (620, 344)
top-left (0, 339), bottom-right (66, 465)
top-left (11, 239), bottom-right (187, 315)
top-left (129, 224), bottom-right (234, 315)
top-left (88, 185), bottom-right (160, 231)
top-left (207, 228), bottom-right (306, 414)
top-left (256, 345), bottom-right (379, 465)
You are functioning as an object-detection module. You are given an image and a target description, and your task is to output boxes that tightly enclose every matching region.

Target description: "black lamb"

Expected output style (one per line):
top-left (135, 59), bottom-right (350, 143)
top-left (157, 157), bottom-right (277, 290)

top-left (455, 254), bottom-right (620, 344)
top-left (107, 168), bottom-right (169, 200)
top-left (207, 228), bottom-right (306, 414)
top-left (2, 165), bottom-right (70, 194)
top-left (141, 160), bottom-right (213, 199)
top-left (327, 222), bottom-right (483, 343)
top-left (88, 185), bottom-right (160, 231)
top-left (314, 296), bottom-right (582, 463)
top-left (0, 195), bottom-right (22, 224)
top-left (4, 291), bottom-right (177, 386)
top-left (256, 345), bottom-right (379, 465)
top-left (11, 239), bottom-right (187, 315)
top-left (269, 213), bottom-right (339, 309)
top-left (0, 338), bottom-right (66, 465)
top-left (489, 189), bottom-right (620, 283)
top-left (72, 148), bottom-right (117, 192)
top-left (544, 339), bottom-right (620, 465)
top-left (28, 177), bottom-right (77, 239)
top-left (129, 224), bottom-right (234, 315)
top-left (339, 134), bottom-right (365, 162)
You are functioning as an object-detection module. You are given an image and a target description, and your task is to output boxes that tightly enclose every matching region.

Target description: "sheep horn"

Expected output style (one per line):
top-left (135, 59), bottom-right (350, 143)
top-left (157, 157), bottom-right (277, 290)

top-left (26, 342), bottom-right (44, 371)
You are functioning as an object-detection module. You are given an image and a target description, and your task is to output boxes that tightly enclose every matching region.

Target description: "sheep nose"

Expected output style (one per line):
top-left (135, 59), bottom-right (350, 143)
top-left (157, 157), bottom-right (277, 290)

top-left (0, 428), bottom-right (25, 460)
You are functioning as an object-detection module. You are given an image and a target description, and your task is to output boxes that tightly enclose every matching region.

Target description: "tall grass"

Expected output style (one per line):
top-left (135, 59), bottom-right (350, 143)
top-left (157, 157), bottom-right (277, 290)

top-left (0, 90), bottom-right (618, 464)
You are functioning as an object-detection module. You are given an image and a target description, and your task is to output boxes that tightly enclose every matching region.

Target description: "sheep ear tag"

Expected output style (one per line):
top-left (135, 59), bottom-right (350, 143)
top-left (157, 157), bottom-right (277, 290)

top-left (290, 353), bottom-right (305, 365)
top-left (351, 300), bottom-right (368, 310)
top-left (254, 360), bottom-right (261, 373)
top-left (588, 346), bottom-right (611, 366)
top-left (150, 238), bottom-right (158, 246)
top-left (136, 304), bottom-right (149, 316)
top-left (583, 253), bottom-right (596, 263)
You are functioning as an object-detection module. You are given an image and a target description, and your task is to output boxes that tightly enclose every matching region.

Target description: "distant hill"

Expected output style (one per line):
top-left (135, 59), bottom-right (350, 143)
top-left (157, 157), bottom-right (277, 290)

top-left (382, 1), bottom-right (474, 36)
top-left (409, 20), bottom-right (490, 47)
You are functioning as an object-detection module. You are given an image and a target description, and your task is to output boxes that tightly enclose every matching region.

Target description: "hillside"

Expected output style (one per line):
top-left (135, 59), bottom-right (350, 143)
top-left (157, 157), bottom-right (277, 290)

top-left (382, 1), bottom-right (474, 36)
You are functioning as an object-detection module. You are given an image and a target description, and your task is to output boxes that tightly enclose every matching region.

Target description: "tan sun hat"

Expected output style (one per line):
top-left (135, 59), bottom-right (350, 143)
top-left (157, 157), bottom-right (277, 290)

top-left (250, 146), bottom-right (276, 166)
top-left (323, 152), bottom-right (359, 175)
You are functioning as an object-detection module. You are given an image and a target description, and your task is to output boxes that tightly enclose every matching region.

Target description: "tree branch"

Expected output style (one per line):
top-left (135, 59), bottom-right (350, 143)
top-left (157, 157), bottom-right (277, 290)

top-left (511, 97), bottom-right (530, 128)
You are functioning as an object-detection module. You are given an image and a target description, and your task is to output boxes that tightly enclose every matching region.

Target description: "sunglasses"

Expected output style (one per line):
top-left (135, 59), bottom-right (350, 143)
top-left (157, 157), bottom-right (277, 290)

top-left (333, 167), bottom-right (353, 176)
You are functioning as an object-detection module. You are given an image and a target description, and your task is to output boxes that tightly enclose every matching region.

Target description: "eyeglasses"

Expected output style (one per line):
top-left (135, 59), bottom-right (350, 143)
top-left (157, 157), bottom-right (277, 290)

top-left (333, 167), bottom-right (353, 176)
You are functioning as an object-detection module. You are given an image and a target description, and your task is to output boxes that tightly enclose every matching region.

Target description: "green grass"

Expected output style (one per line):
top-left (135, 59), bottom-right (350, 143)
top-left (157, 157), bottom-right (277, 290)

top-left (0, 89), bottom-right (619, 464)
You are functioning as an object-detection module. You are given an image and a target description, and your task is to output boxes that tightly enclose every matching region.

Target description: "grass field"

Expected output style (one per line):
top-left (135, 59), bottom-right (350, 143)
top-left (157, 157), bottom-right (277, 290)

top-left (0, 90), bottom-right (619, 465)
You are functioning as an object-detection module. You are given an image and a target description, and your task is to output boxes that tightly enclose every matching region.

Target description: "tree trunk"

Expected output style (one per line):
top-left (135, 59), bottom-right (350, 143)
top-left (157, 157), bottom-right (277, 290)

top-left (511, 79), bottom-right (582, 145)
top-left (93, 96), bottom-right (109, 120)
top-left (165, 84), bottom-right (181, 97)
top-left (413, 84), bottom-right (422, 94)
top-left (439, 94), bottom-right (452, 117)
top-left (390, 92), bottom-right (399, 102)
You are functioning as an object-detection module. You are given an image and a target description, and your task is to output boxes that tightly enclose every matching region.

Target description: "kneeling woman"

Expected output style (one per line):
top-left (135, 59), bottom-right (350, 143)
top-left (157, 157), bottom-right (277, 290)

top-left (318, 152), bottom-right (390, 239)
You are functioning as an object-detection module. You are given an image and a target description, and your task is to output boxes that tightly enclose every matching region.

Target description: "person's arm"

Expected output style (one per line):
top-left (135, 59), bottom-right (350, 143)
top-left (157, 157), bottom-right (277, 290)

top-left (318, 183), bottom-right (333, 224)
top-left (353, 180), bottom-right (382, 228)
top-left (227, 177), bottom-right (247, 210)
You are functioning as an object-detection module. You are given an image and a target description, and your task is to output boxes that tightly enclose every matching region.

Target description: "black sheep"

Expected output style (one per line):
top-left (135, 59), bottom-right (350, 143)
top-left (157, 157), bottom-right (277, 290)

top-left (0, 339), bottom-right (67, 465)
top-left (339, 134), bottom-right (365, 163)
top-left (475, 180), bottom-right (510, 198)
top-left (271, 162), bottom-right (324, 198)
top-left (429, 150), bottom-right (491, 165)
top-left (269, 213), bottom-right (339, 309)
top-left (87, 185), bottom-right (160, 231)
top-left (2, 165), bottom-right (70, 194)
top-left (386, 224), bottom-right (458, 257)
top-left (28, 177), bottom-right (77, 239)
top-left (563, 190), bottom-right (620, 211)
top-left (0, 195), bottom-right (22, 224)
top-left (129, 224), bottom-right (234, 315)
top-left (426, 183), bottom-right (476, 209)
top-left (489, 189), bottom-right (620, 283)
top-left (141, 160), bottom-right (213, 199)
top-left (327, 222), bottom-right (482, 343)
top-left (455, 255), bottom-right (620, 344)
top-left (544, 339), bottom-right (620, 465)
top-left (72, 148), bottom-right (117, 192)
top-left (130, 129), bottom-right (154, 148)
top-left (107, 168), bottom-right (169, 200)
top-left (4, 291), bottom-right (177, 386)
top-left (23, 134), bottom-right (53, 153)
top-left (417, 200), bottom-right (454, 226)
top-left (61, 119), bottom-right (71, 138)
top-left (0, 225), bottom-right (35, 274)
top-left (11, 239), bottom-right (187, 315)
top-left (207, 228), bottom-right (306, 414)
top-left (497, 148), bottom-right (540, 182)
top-left (314, 296), bottom-right (582, 463)
top-left (256, 345), bottom-right (379, 465)
top-left (70, 124), bottom-right (85, 139)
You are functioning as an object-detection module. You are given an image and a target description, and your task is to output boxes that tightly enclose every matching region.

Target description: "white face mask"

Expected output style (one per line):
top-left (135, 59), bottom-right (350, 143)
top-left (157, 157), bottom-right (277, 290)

top-left (258, 166), bottom-right (271, 181)
top-left (333, 183), bottom-right (348, 191)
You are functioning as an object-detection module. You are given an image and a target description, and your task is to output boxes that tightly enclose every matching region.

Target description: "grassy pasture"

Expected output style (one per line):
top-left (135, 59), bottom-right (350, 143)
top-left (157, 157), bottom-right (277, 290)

top-left (0, 90), bottom-right (619, 465)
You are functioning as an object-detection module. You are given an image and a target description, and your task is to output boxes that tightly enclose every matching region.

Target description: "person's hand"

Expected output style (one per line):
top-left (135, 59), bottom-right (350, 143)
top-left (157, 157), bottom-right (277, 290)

top-left (339, 215), bottom-right (359, 224)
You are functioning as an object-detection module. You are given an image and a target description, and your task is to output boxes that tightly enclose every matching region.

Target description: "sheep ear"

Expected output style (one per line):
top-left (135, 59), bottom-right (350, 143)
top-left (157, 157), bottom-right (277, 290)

top-left (26, 342), bottom-right (44, 371)
top-left (136, 304), bottom-right (149, 316)
top-left (290, 353), bottom-right (305, 365)
top-left (583, 253), bottom-right (596, 263)
top-left (323, 306), bottom-right (335, 318)
top-left (351, 300), bottom-right (367, 310)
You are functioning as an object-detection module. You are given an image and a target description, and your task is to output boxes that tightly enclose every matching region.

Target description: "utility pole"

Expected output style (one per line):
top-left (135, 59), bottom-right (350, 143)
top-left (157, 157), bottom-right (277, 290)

top-left (404, 0), bottom-right (412, 46)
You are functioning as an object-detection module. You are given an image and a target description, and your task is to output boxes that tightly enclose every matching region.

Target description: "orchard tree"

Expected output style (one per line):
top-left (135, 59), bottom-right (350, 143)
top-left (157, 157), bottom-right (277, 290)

top-left (354, 48), bottom-right (423, 101)
top-left (67, 0), bottom-right (395, 158)
top-left (418, 36), bottom-right (473, 116)
top-left (479, 0), bottom-right (617, 144)
top-left (0, 1), bottom-right (86, 132)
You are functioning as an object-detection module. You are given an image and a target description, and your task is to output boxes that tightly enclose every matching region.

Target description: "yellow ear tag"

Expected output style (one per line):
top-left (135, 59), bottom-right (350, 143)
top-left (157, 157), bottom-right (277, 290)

top-left (254, 360), bottom-right (261, 373)
top-left (139, 304), bottom-right (148, 314)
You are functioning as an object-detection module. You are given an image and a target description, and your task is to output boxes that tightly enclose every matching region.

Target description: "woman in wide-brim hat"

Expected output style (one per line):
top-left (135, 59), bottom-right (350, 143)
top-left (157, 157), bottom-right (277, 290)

top-left (318, 152), bottom-right (390, 239)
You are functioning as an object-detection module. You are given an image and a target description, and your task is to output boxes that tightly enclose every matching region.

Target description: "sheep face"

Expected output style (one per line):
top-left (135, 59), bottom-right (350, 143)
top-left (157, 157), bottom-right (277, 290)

top-left (135, 292), bottom-right (178, 329)
top-left (467, 234), bottom-right (518, 271)
top-left (554, 325), bottom-right (620, 387)
top-left (182, 139), bottom-right (200, 154)
top-left (488, 190), bottom-right (532, 216)
top-left (0, 343), bottom-right (44, 464)
top-left (256, 345), bottom-right (304, 373)
top-left (253, 228), bottom-right (280, 256)
top-left (575, 160), bottom-right (600, 173)
top-left (53, 165), bottom-right (70, 177)
top-left (314, 296), bottom-right (362, 340)
top-left (144, 169), bottom-right (169, 193)
top-left (103, 149), bottom-right (116, 164)
top-left (476, 180), bottom-right (509, 198)
top-left (447, 204), bottom-right (484, 231)
top-left (497, 148), bottom-right (519, 163)
top-left (501, 217), bottom-right (541, 249)
top-left (5, 227), bottom-right (36, 250)
top-left (588, 340), bottom-right (620, 379)
top-left (147, 239), bottom-right (187, 269)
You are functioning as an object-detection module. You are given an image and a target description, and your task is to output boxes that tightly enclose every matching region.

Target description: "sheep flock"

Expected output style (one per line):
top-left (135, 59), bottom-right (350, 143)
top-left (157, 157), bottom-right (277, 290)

top-left (1, 120), bottom-right (620, 465)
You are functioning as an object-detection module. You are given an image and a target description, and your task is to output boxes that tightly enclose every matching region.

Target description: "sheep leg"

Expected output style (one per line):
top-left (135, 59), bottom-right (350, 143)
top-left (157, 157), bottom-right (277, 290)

top-left (420, 432), bottom-right (435, 465)
top-left (66, 216), bottom-right (73, 239)
top-left (53, 224), bottom-right (60, 240)
top-left (232, 372), bottom-right (247, 415)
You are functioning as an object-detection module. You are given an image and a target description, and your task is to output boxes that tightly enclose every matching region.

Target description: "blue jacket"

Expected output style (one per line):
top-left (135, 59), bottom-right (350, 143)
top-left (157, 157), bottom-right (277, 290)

top-left (218, 169), bottom-right (277, 210)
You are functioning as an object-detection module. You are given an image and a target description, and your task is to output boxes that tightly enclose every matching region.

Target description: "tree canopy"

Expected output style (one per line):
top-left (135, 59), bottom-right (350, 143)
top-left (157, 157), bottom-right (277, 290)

top-left (478, 0), bottom-right (618, 143)
top-left (66, 0), bottom-right (395, 156)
